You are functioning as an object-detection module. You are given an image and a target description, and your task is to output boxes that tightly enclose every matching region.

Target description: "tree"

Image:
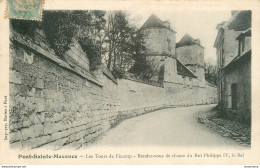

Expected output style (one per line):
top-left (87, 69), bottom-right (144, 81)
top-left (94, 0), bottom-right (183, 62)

top-left (105, 11), bottom-right (137, 70)
top-left (43, 10), bottom-right (106, 70)
top-left (127, 28), bottom-right (161, 81)
top-left (72, 10), bottom-right (107, 70)
top-left (104, 11), bottom-right (158, 80)
top-left (42, 11), bottom-right (77, 58)
top-left (11, 10), bottom-right (156, 76)
top-left (129, 56), bottom-right (161, 81)
top-left (204, 62), bottom-right (218, 85)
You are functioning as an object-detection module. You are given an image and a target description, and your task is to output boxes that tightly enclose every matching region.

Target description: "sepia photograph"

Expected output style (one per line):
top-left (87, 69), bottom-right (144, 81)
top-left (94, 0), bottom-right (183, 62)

top-left (8, 9), bottom-right (252, 150)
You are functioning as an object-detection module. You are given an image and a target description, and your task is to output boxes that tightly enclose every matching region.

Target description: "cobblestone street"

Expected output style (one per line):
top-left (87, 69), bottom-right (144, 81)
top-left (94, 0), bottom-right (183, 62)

top-left (90, 104), bottom-right (247, 149)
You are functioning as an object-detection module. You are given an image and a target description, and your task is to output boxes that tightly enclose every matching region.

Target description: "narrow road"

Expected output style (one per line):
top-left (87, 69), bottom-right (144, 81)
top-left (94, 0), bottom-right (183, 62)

top-left (90, 104), bottom-right (244, 149)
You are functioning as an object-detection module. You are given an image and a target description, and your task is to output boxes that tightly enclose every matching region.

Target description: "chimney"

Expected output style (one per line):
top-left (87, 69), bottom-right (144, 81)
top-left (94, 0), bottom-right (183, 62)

top-left (163, 20), bottom-right (171, 28)
top-left (194, 39), bottom-right (200, 45)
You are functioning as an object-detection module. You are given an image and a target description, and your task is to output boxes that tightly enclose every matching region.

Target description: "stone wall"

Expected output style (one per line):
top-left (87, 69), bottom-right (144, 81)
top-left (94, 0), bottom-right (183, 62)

top-left (222, 55), bottom-right (251, 124)
top-left (9, 31), bottom-right (119, 150)
top-left (223, 29), bottom-right (242, 67)
top-left (176, 44), bottom-right (205, 81)
top-left (144, 28), bottom-right (176, 56)
top-left (206, 83), bottom-right (218, 104)
top-left (164, 81), bottom-right (206, 106)
top-left (9, 30), bottom-right (218, 150)
top-left (176, 44), bottom-right (204, 66)
top-left (117, 78), bottom-right (166, 113)
top-left (9, 29), bottom-right (170, 150)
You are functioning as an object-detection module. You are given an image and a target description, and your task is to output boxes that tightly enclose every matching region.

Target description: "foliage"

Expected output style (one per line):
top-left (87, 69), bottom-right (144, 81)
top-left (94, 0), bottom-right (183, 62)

top-left (73, 10), bottom-right (106, 70)
top-left (127, 29), bottom-right (160, 81)
top-left (10, 19), bottom-right (40, 38)
top-left (11, 10), bottom-right (153, 76)
top-left (106, 11), bottom-right (139, 71)
top-left (104, 11), bottom-right (155, 80)
top-left (204, 63), bottom-right (218, 85)
top-left (111, 67), bottom-right (126, 79)
top-left (78, 37), bottom-right (101, 71)
top-left (11, 11), bottom-right (106, 70)
top-left (42, 11), bottom-right (77, 58)
top-left (129, 56), bottom-right (161, 81)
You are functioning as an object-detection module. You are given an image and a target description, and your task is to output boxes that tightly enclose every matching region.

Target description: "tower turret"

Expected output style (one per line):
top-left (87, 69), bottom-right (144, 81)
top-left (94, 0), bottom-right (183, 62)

top-left (140, 14), bottom-right (177, 82)
top-left (141, 14), bottom-right (176, 58)
top-left (176, 34), bottom-right (205, 82)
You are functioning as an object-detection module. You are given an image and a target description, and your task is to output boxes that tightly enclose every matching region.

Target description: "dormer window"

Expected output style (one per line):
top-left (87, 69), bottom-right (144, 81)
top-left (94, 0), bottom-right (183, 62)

top-left (239, 37), bottom-right (245, 56)
top-left (237, 28), bottom-right (251, 56)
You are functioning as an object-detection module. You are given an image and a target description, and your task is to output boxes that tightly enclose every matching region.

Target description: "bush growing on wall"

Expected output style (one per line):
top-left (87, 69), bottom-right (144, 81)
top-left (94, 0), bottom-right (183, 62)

top-left (111, 67), bottom-right (126, 79)
top-left (42, 11), bottom-right (77, 59)
top-left (78, 37), bottom-right (101, 71)
top-left (10, 19), bottom-right (40, 40)
top-left (11, 11), bottom-right (156, 75)
top-left (11, 11), bottom-right (106, 71)
top-left (129, 56), bottom-right (160, 81)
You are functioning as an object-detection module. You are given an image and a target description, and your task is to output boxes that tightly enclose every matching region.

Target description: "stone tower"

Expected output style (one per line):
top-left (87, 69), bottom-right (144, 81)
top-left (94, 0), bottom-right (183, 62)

top-left (176, 34), bottom-right (205, 82)
top-left (140, 14), bottom-right (177, 82)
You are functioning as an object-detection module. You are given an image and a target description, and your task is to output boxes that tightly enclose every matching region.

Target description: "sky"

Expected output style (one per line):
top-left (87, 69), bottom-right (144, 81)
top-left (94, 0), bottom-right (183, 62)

top-left (129, 10), bottom-right (232, 65)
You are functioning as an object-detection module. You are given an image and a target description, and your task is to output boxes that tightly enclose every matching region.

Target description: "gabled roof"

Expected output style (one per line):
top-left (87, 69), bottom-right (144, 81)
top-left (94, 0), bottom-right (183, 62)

top-left (236, 28), bottom-right (251, 40)
top-left (176, 34), bottom-right (202, 48)
top-left (214, 10), bottom-right (251, 48)
top-left (223, 28), bottom-right (251, 70)
top-left (140, 14), bottom-right (176, 32)
top-left (223, 50), bottom-right (251, 71)
top-left (176, 59), bottom-right (197, 78)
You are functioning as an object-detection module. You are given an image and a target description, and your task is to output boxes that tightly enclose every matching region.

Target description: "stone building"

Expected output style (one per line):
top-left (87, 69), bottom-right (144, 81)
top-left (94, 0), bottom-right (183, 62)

top-left (141, 14), bottom-right (176, 58)
top-left (140, 14), bottom-right (216, 105)
top-left (214, 11), bottom-right (251, 124)
top-left (176, 34), bottom-right (205, 82)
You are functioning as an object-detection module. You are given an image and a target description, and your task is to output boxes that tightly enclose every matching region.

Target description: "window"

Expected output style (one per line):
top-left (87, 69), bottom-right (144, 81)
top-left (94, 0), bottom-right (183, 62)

top-left (220, 42), bottom-right (224, 67)
top-left (167, 39), bottom-right (171, 52)
top-left (231, 83), bottom-right (237, 110)
top-left (158, 65), bottom-right (164, 82)
top-left (218, 40), bottom-right (224, 68)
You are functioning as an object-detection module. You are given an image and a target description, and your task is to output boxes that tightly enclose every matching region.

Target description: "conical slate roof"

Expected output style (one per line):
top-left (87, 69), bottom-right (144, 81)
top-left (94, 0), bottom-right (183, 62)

top-left (141, 14), bottom-right (167, 29)
top-left (176, 34), bottom-right (200, 48)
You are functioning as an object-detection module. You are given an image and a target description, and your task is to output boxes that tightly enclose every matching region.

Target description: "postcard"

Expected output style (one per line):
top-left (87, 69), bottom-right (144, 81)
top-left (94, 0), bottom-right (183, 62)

top-left (0, 0), bottom-right (259, 165)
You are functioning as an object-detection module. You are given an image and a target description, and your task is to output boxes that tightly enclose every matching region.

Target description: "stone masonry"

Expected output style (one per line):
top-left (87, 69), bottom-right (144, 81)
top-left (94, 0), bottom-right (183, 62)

top-left (9, 15), bottom-right (218, 149)
top-left (9, 29), bottom-right (170, 149)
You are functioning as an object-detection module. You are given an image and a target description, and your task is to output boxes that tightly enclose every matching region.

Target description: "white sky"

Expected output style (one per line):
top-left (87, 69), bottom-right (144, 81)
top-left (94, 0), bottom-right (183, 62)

top-left (130, 10), bottom-right (232, 65)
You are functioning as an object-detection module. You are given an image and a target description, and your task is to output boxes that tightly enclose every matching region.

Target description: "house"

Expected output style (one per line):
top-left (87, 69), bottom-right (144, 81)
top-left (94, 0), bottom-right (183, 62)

top-left (214, 11), bottom-right (251, 124)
